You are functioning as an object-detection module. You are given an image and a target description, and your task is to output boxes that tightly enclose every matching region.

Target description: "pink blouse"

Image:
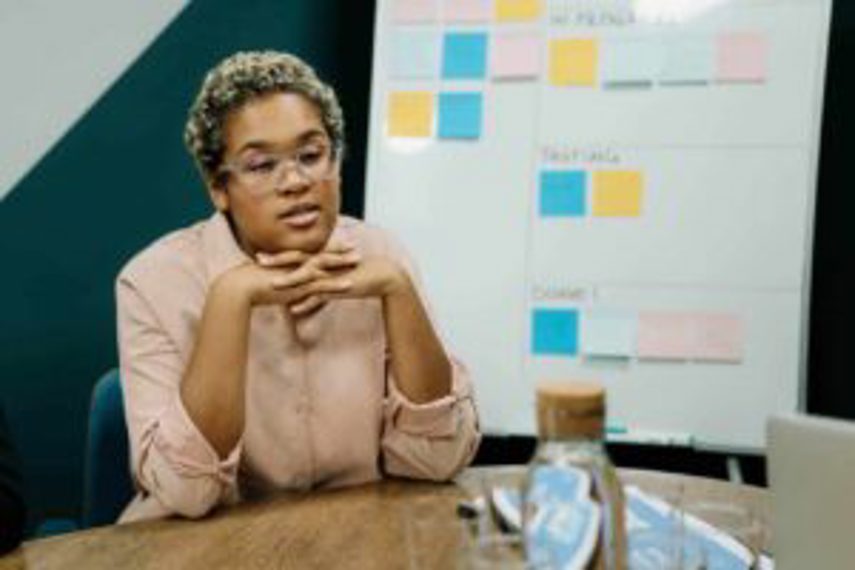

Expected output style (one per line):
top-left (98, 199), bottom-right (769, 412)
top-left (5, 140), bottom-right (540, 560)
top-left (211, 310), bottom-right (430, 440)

top-left (116, 213), bottom-right (480, 523)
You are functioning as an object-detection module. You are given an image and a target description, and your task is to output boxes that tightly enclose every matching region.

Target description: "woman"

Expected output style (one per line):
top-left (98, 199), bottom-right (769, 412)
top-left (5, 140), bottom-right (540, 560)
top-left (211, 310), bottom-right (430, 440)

top-left (116, 51), bottom-right (480, 522)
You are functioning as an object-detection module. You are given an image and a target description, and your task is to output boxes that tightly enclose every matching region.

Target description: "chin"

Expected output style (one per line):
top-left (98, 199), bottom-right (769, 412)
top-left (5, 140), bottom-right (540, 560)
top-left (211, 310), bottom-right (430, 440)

top-left (280, 225), bottom-right (333, 253)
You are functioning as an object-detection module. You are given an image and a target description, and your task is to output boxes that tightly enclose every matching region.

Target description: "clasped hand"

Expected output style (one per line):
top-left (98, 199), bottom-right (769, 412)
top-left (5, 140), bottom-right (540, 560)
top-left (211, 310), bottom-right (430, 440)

top-left (223, 241), bottom-right (407, 317)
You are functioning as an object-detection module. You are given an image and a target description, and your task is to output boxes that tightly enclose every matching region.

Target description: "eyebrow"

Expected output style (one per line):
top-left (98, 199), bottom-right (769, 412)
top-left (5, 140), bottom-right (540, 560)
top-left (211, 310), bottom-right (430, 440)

top-left (234, 128), bottom-right (329, 155)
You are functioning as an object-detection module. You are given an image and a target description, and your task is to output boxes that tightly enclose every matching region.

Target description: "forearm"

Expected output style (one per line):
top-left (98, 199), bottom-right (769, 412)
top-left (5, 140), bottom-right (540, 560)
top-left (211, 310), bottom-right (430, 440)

top-left (382, 274), bottom-right (452, 404)
top-left (180, 277), bottom-right (252, 458)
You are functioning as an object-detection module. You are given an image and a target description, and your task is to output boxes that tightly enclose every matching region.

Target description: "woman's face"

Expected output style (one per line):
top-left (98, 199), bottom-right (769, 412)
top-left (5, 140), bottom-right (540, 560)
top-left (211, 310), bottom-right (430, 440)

top-left (210, 91), bottom-right (341, 254)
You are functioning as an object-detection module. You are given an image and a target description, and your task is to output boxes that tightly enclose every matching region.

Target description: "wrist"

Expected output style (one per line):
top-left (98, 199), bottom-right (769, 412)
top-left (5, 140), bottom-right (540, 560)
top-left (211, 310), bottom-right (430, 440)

top-left (383, 265), bottom-right (412, 298)
top-left (212, 265), bottom-right (256, 309)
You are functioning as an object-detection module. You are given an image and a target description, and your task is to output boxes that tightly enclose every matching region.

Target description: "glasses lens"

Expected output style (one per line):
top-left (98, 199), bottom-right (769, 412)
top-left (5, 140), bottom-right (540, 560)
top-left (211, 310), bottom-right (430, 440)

top-left (237, 156), bottom-right (277, 187)
top-left (229, 144), bottom-right (334, 194)
top-left (299, 144), bottom-right (333, 181)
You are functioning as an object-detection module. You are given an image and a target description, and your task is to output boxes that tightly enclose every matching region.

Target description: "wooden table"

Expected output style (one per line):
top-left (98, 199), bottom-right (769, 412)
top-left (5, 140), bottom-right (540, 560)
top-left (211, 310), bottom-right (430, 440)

top-left (0, 468), bottom-right (770, 569)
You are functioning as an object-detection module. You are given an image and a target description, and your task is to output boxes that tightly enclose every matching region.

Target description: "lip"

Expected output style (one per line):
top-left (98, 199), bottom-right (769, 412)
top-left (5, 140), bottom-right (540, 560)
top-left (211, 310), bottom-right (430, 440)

top-left (277, 202), bottom-right (322, 229)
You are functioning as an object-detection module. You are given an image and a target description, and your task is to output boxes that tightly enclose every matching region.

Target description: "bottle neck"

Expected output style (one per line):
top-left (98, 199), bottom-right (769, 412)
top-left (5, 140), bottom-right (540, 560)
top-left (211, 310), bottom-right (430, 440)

top-left (538, 430), bottom-right (604, 443)
top-left (537, 407), bottom-right (605, 441)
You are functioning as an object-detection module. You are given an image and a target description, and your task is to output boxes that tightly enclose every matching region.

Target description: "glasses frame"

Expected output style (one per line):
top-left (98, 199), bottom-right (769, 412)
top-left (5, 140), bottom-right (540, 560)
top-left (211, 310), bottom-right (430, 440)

top-left (218, 142), bottom-right (339, 197)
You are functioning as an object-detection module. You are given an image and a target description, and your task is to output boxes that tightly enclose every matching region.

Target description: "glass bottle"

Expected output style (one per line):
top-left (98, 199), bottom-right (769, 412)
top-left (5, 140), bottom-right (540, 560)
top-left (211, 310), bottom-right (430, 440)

top-left (522, 382), bottom-right (627, 569)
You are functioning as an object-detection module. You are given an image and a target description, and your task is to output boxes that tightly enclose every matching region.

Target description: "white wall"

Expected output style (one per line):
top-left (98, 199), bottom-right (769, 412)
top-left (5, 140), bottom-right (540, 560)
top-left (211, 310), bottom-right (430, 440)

top-left (0, 0), bottom-right (187, 200)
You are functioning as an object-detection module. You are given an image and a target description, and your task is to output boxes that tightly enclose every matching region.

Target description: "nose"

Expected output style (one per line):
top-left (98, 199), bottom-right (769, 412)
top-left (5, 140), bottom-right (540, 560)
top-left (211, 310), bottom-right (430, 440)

top-left (272, 159), bottom-right (310, 194)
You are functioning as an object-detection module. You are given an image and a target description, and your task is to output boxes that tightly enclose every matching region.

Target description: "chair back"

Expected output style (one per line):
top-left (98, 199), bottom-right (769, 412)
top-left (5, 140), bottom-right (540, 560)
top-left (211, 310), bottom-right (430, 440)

top-left (82, 368), bottom-right (133, 527)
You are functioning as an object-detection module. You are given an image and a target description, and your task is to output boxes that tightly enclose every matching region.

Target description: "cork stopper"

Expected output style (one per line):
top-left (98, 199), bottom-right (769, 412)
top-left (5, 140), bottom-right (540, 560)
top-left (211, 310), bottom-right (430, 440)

top-left (536, 382), bottom-right (606, 440)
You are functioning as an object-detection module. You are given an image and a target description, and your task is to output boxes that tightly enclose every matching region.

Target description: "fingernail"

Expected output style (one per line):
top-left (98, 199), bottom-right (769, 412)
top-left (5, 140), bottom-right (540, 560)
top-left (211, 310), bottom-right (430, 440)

top-left (257, 253), bottom-right (270, 264)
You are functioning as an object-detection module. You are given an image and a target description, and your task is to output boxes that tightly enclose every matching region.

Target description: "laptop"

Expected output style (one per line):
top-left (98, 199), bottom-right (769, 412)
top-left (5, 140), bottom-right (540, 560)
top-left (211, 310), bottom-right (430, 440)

top-left (767, 413), bottom-right (855, 570)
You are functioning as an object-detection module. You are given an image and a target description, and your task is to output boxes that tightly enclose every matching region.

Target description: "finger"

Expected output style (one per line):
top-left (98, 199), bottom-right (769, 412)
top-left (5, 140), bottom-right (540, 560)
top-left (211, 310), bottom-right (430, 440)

top-left (314, 250), bottom-right (361, 270)
top-left (271, 265), bottom-right (327, 289)
top-left (289, 295), bottom-right (327, 316)
top-left (317, 277), bottom-right (353, 295)
top-left (290, 275), bottom-right (355, 314)
top-left (292, 277), bottom-right (353, 303)
top-left (292, 300), bottom-right (327, 319)
top-left (257, 250), bottom-right (310, 268)
top-left (323, 240), bottom-right (356, 254)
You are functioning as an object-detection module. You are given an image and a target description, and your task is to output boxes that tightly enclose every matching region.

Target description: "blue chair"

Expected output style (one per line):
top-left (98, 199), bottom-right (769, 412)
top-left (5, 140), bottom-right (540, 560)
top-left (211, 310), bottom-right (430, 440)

top-left (81, 368), bottom-right (134, 527)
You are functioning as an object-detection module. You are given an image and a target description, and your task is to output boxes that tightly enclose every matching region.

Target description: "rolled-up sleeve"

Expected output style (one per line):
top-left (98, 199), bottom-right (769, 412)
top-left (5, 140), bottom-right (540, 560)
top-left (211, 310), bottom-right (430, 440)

top-left (381, 356), bottom-right (480, 481)
top-left (372, 227), bottom-right (481, 481)
top-left (117, 276), bottom-right (240, 521)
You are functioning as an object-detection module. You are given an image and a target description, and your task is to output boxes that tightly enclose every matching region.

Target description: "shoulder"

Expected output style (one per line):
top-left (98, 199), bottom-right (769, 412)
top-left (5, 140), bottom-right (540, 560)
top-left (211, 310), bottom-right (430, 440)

top-left (116, 219), bottom-right (208, 300)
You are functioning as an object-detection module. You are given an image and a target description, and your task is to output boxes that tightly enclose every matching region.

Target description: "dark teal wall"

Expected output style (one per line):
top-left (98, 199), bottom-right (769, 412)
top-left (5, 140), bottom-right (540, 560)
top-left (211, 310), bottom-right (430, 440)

top-left (0, 0), bottom-right (375, 530)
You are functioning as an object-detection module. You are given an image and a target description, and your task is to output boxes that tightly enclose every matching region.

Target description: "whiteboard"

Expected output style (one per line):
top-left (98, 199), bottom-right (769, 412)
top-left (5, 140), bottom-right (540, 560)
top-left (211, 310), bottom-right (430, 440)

top-left (365, 0), bottom-right (832, 450)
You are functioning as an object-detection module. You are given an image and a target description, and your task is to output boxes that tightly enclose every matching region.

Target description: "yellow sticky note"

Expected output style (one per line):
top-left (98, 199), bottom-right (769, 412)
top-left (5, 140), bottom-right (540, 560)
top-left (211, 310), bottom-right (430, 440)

top-left (549, 39), bottom-right (598, 86)
top-left (496, 0), bottom-right (542, 22)
top-left (593, 171), bottom-right (643, 216)
top-left (388, 91), bottom-right (433, 137)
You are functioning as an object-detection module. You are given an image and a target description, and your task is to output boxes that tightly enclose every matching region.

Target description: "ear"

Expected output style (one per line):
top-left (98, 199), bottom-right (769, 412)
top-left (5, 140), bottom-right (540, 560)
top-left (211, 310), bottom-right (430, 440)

top-left (207, 181), bottom-right (230, 213)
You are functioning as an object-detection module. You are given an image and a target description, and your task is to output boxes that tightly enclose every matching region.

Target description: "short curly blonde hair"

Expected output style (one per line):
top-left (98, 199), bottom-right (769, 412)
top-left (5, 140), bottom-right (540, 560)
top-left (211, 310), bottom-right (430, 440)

top-left (184, 50), bottom-right (345, 184)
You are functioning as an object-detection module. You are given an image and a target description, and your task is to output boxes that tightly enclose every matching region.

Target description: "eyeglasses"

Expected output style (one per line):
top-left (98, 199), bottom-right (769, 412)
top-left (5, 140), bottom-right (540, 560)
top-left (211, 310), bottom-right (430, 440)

top-left (219, 142), bottom-right (337, 196)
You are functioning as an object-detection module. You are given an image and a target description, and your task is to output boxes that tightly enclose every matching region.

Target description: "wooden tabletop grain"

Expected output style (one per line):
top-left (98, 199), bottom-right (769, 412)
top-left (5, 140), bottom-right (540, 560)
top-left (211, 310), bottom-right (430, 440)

top-left (0, 468), bottom-right (770, 570)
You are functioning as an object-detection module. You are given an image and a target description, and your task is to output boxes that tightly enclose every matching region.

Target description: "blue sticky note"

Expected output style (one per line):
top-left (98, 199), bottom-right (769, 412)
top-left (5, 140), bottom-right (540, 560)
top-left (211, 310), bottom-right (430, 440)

top-left (391, 28), bottom-right (439, 79)
top-left (532, 309), bottom-right (579, 356)
top-left (442, 32), bottom-right (488, 79)
top-left (540, 170), bottom-right (586, 217)
top-left (438, 92), bottom-right (483, 139)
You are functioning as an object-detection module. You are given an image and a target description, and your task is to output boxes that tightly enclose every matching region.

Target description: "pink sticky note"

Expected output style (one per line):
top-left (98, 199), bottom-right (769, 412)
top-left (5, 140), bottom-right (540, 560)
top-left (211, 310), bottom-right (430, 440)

top-left (491, 32), bottom-right (541, 79)
top-left (393, 0), bottom-right (439, 23)
top-left (692, 314), bottom-right (743, 363)
top-left (716, 32), bottom-right (766, 82)
top-left (637, 312), bottom-right (695, 360)
top-left (443, 0), bottom-right (491, 22)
